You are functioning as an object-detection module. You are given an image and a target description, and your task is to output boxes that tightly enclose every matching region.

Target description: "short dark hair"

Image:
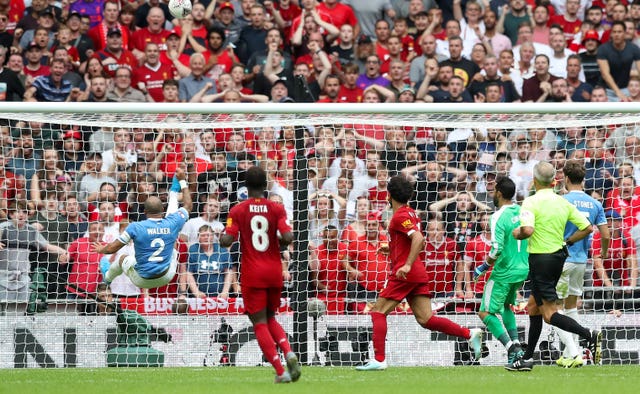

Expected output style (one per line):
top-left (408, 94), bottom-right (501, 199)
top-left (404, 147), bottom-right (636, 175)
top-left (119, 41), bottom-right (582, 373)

top-left (563, 159), bottom-right (586, 184)
top-left (387, 175), bottom-right (413, 204)
top-left (245, 165), bottom-right (267, 191)
top-left (495, 176), bottom-right (516, 200)
top-left (163, 79), bottom-right (179, 89)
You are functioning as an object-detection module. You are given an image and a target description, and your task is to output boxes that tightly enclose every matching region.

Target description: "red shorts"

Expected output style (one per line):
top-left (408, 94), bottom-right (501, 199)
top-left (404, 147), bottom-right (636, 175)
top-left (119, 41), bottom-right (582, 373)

top-left (379, 279), bottom-right (432, 302)
top-left (241, 286), bottom-right (282, 315)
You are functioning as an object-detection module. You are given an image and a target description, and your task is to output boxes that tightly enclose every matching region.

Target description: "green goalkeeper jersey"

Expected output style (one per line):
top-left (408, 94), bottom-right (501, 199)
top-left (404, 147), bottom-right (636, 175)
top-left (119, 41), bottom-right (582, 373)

top-left (488, 204), bottom-right (529, 283)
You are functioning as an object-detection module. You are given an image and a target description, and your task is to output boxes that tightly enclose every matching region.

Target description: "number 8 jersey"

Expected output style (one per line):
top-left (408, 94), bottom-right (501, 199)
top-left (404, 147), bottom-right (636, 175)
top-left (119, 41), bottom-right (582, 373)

top-left (224, 198), bottom-right (292, 288)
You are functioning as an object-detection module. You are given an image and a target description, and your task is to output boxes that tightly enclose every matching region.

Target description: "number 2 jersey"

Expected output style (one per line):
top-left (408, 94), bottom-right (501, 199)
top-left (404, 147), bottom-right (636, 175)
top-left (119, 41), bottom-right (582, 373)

top-left (117, 207), bottom-right (189, 278)
top-left (224, 198), bottom-right (292, 288)
top-left (388, 205), bottom-right (429, 283)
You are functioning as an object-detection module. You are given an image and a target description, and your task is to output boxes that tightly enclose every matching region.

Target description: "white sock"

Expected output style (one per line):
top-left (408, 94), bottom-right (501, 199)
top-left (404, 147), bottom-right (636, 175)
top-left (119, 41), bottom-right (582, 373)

top-left (105, 258), bottom-right (124, 282)
top-left (556, 310), bottom-right (579, 358)
top-left (166, 191), bottom-right (179, 216)
top-left (565, 308), bottom-right (580, 350)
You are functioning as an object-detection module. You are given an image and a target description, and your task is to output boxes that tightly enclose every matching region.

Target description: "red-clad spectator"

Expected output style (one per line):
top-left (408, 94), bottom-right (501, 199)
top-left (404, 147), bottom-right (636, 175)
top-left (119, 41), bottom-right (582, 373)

top-left (269, 0), bottom-right (301, 46)
top-left (374, 19), bottom-right (392, 63)
top-left (51, 26), bottom-right (81, 67)
top-left (66, 221), bottom-right (105, 298)
top-left (23, 42), bottom-right (49, 79)
top-left (172, 2), bottom-right (209, 55)
top-left (592, 209), bottom-right (638, 289)
top-left (606, 176), bottom-right (640, 231)
top-left (160, 30), bottom-right (190, 71)
top-left (338, 62), bottom-right (363, 102)
top-left (347, 212), bottom-right (389, 297)
top-left (0, 147), bottom-right (19, 216)
top-left (93, 28), bottom-right (138, 78)
top-left (203, 27), bottom-right (239, 81)
top-left (341, 196), bottom-right (370, 244)
top-left (133, 42), bottom-right (176, 102)
top-left (368, 166), bottom-right (389, 212)
top-left (311, 225), bottom-right (353, 298)
top-left (550, 0), bottom-right (582, 46)
top-left (88, 1), bottom-right (131, 52)
top-left (317, 0), bottom-right (360, 37)
top-left (154, 119), bottom-right (184, 178)
top-left (290, 0), bottom-right (334, 42)
top-left (424, 218), bottom-right (459, 297)
top-left (0, 0), bottom-right (25, 34)
top-left (130, 6), bottom-right (171, 61)
top-left (463, 211), bottom-right (493, 298)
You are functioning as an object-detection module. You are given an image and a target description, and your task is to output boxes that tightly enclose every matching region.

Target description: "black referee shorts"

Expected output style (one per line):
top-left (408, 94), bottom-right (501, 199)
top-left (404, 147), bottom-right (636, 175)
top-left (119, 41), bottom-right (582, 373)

top-left (528, 248), bottom-right (567, 306)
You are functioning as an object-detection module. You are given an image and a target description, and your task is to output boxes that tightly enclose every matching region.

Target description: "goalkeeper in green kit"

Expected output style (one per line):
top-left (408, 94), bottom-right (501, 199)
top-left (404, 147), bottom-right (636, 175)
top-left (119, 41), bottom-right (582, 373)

top-left (473, 176), bottom-right (530, 369)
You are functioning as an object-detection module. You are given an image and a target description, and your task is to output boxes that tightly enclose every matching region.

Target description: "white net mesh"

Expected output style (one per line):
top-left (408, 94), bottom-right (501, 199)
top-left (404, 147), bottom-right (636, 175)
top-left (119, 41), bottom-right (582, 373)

top-left (0, 104), bottom-right (639, 368)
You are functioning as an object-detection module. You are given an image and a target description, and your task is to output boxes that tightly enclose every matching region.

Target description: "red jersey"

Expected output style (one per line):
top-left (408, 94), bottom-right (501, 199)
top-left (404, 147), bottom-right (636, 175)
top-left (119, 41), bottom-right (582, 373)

top-left (5, 0), bottom-right (25, 34)
top-left (225, 198), bottom-right (292, 288)
top-left (368, 187), bottom-right (389, 212)
top-left (93, 49), bottom-right (138, 78)
top-left (273, 3), bottom-right (301, 45)
top-left (67, 237), bottom-right (103, 296)
top-left (424, 236), bottom-right (459, 295)
top-left (133, 62), bottom-right (177, 102)
top-left (463, 234), bottom-right (492, 294)
top-left (24, 65), bottom-right (50, 79)
top-left (387, 205), bottom-right (429, 283)
top-left (203, 50), bottom-right (238, 81)
top-left (348, 234), bottom-right (389, 292)
top-left (290, 9), bottom-right (333, 40)
top-left (316, 2), bottom-right (358, 30)
top-left (130, 27), bottom-right (172, 53)
top-left (549, 15), bottom-right (582, 45)
top-left (606, 189), bottom-right (640, 231)
top-left (592, 231), bottom-right (635, 287)
top-left (338, 85), bottom-right (363, 103)
top-left (315, 242), bottom-right (349, 298)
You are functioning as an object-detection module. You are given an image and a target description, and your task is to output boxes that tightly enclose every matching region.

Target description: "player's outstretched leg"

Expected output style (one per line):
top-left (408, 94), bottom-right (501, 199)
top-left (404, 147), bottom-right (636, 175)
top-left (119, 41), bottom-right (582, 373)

top-left (254, 321), bottom-right (289, 382)
top-left (266, 316), bottom-right (301, 382)
top-left (500, 307), bottom-right (524, 363)
top-left (480, 312), bottom-right (522, 364)
top-left (104, 255), bottom-right (127, 284)
top-left (356, 312), bottom-right (388, 371)
top-left (423, 315), bottom-right (484, 361)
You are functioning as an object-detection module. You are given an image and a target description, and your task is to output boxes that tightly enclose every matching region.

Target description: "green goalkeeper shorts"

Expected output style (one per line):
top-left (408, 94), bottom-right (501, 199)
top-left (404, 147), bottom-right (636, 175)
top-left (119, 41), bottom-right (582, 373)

top-left (479, 279), bottom-right (524, 314)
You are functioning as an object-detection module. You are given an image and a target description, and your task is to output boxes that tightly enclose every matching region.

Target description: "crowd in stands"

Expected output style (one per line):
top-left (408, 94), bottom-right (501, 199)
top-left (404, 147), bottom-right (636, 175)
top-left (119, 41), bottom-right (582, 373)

top-left (1, 0), bottom-right (640, 314)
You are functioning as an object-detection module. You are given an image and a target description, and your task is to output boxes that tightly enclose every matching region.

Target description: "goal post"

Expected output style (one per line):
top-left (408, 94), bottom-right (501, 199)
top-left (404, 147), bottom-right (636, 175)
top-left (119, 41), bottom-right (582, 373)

top-left (1, 102), bottom-right (639, 368)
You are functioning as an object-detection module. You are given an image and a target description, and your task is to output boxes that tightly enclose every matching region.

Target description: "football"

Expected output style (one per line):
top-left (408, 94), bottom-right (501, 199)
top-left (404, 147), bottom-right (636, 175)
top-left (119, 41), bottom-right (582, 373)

top-left (168, 0), bottom-right (192, 19)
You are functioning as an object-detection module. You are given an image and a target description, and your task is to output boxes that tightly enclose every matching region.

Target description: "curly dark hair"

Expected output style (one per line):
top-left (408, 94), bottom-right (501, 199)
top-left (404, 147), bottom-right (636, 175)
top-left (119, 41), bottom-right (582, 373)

top-left (387, 175), bottom-right (413, 204)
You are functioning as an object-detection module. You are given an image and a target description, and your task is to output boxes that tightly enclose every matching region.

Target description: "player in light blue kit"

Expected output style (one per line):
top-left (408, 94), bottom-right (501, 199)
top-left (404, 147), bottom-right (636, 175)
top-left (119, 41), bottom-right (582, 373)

top-left (93, 166), bottom-right (193, 289)
top-left (556, 160), bottom-right (610, 367)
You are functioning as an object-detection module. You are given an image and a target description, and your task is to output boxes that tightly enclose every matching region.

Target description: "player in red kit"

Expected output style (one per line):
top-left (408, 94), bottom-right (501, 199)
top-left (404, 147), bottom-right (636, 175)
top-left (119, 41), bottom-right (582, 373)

top-left (356, 175), bottom-right (484, 371)
top-left (220, 166), bottom-right (301, 384)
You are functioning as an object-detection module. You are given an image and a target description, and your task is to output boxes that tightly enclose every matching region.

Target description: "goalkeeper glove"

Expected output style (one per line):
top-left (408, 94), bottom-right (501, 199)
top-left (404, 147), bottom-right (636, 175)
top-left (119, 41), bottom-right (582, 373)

top-left (473, 262), bottom-right (491, 282)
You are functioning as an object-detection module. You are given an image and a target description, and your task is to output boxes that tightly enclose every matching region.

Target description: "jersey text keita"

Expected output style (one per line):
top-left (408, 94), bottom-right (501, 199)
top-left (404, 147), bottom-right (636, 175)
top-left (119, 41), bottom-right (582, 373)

top-left (249, 205), bottom-right (268, 213)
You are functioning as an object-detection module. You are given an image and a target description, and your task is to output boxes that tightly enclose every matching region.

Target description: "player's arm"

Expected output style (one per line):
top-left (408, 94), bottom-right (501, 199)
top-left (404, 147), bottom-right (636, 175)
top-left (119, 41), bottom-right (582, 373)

top-left (176, 165), bottom-right (193, 214)
top-left (513, 207), bottom-right (535, 240)
top-left (219, 233), bottom-right (235, 248)
top-left (597, 223), bottom-right (611, 259)
top-left (396, 231), bottom-right (425, 280)
top-left (93, 238), bottom-right (126, 255)
top-left (592, 254), bottom-right (613, 287)
top-left (277, 205), bottom-right (294, 246)
top-left (566, 204), bottom-right (593, 244)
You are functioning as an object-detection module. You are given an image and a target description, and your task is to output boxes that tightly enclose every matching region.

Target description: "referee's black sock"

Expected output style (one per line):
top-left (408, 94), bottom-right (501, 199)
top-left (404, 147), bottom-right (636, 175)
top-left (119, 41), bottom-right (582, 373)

top-left (523, 315), bottom-right (543, 360)
top-left (549, 312), bottom-right (591, 340)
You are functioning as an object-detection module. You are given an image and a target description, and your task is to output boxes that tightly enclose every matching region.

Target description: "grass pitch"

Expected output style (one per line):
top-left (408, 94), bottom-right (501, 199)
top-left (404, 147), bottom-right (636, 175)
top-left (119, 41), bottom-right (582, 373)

top-left (1, 366), bottom-right (638, 394)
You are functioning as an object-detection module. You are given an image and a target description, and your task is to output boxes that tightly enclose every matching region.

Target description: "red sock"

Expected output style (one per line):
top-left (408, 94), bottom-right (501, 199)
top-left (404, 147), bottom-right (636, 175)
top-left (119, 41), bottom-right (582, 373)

top-left (254, 323), bottom-right (285, 375)
top-left (267, 317), bottom-right (292, 355)
top-left (424, 316), bottom-right (471, 339)
top-left (371, 312), bottom-right (387, 362)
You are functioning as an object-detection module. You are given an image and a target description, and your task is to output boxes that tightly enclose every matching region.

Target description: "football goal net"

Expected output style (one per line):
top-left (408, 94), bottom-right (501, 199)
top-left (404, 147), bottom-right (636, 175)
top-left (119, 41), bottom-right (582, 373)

top-left (0, 102), bottom-right (638, 368)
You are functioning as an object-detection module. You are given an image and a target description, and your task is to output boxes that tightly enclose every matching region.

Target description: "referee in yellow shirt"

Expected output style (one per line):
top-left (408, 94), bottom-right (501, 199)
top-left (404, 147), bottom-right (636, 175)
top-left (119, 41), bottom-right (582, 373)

top-left (509, 161), bottom-right (602, 371)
